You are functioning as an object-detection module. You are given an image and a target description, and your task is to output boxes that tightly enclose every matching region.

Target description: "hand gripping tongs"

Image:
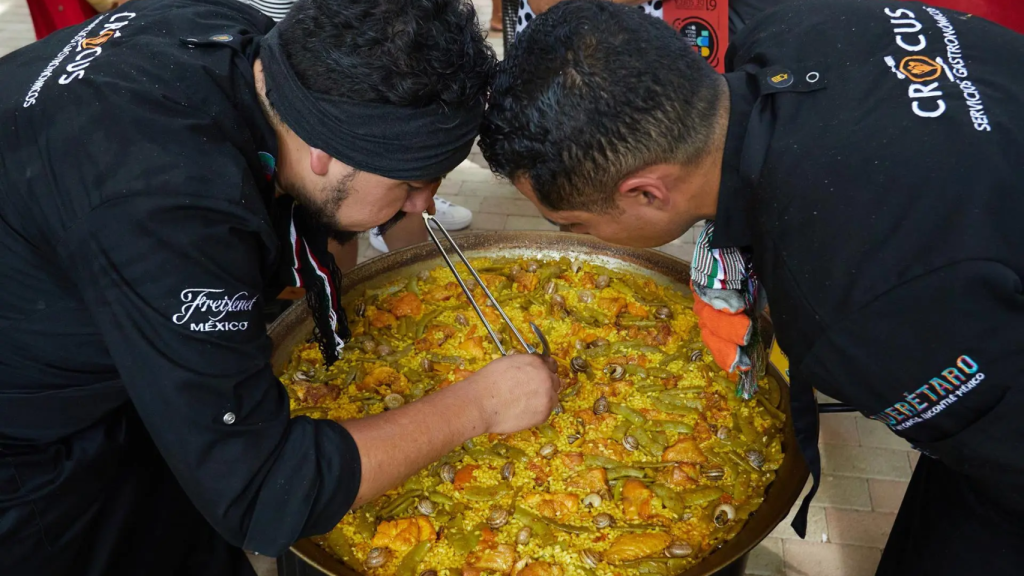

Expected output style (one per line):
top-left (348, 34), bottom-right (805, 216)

top-left (422, 212), bottom-right (551, 359)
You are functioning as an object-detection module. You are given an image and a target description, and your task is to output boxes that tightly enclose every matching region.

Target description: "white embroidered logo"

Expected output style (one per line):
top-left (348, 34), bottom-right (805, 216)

top-left (173, 289), bottom-right (259, 332)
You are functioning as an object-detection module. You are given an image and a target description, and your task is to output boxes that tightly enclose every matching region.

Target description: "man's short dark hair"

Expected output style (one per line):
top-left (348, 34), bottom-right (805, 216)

top-left (479, 0), bottom-right (723, 212)
top-left (278, 0), bottom-right (494, 110)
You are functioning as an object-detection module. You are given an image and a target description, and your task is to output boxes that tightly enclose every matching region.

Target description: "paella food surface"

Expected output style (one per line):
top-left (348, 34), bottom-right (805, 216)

top-left (280, 256), bottom-right (786, 576)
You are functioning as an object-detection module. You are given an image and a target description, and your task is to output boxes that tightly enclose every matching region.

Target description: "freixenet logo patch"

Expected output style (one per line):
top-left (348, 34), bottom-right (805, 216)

top-left (172, 288), bottom-right (259, 332)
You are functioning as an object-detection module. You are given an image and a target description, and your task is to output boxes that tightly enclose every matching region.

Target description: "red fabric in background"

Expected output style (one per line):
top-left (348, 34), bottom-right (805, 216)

top-left (905, 0), bottom-right (1024, 34)
top-left (26, 0), bottom-right (99, 40)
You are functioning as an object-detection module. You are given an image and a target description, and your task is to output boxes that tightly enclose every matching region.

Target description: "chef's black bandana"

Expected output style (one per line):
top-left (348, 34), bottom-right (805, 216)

top-left (272, 195), bottom-right (351, 365)
top-left (259, 26), bottom-right (484, 181)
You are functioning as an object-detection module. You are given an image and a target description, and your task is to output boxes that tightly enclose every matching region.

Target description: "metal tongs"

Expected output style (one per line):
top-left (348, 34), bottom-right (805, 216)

top-left (422, 212), bottom-right (550, 358)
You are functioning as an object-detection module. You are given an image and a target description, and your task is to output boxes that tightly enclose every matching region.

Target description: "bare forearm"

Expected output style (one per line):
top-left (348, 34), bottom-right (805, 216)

top-left (342, 380), bottom-right (487, 507)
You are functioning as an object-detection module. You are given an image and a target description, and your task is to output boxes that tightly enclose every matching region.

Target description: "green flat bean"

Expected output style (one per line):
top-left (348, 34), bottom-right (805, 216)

top-left (582, 344), bottom-right (610, 358)
top-left (537, 423), bottom-right (559, 441)
top-left (657, 353), bottom-right (684, 367)
top-left (609, 279), bottom-right (635, 296)
top-left (652, 398), bottom-right (698, 416)
top-left (612, 479), bottom-right (626, 501)
top-left (416, 309), bottom-right (444, 338)
top-left (615, 524), bottom-right (667, 534)
top-left (514, 505), bottom-right (592, 534)
top-left (427, 491), bottom-right (454, 506)
top-left (381, 491), bottom-right (420, 518)
top-left (650, 483), bottom-right (686, 517)
top-left (396, 541), bottom-right (431, 576)
top-left (648, 420), bottom-right (694, 434)
top-left (757, 395), bottom-right (786, 425)
top-left (445, 516), bottom-right (480, 554)
top-left (462, 483), bottom-right (512, 501)
top-left (646, 367), bottom-right (674, 379)
top-left (583, 454), bottom-right (623, 468)
top-left (681, 486), bottom-right (723, 507)
top-left (619, 320), bottom-right (659, 329)
top-left (624, 365), bottom-right (649, 378)
top-left (466, 447), bottom-right (503, 462)
top-left (326, 531), bottom-right (358, 567)
top-left (607, 466), bottom-right (646, 480)
top-left (610, 421), bottom-right (631, 442)
top-left (609, 402), bottom-right (647, 425)
top-left (630, 426), bottom-right (666, 456)
top-left (406, 277), bottom-right (420, 297)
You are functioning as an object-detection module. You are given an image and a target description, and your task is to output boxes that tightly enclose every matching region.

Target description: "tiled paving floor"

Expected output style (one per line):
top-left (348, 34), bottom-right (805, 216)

top-left (0, 3), bottom-right (917, 575)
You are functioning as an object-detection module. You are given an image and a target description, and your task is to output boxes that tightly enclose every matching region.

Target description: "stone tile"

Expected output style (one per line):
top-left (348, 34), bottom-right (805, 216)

top-left (868, 479), bottom-right (909, 513)
top-left (468, 213), bottom-right (508, 230)
top-left (504, 215), bottom-right (558, 231)
top-left (908, 450), bottom-right (921, 471)
top-left (246, 552), bottom-right (278, 576)
top-left (819, 413), bottom-right (860, 446)
top-left (782, 541), bottom-right (882, 576)
top-left (816, 390), bottom-right (842, 404)
top-left (459, 181), bottom-right (523, 198)
top-left (855, 417), bottom-right (912, 450)
top-left (656, 242), bottom-right (695, 262)
top-left (478, 197), bottom-right (541, 217)
top-left (746, 537), bottom-right (784, 576)
top-left (797, 475), bottom-right (872, 511)
top-left (437, 179), bottom-right (463, 196)
top-left (820, 445), bottom-right (912, 481)
top-left (769, 505), bottom-right (828, 542)
top-left (825, 508), bottom-right (897, 549)
top-left (448, 159), bottom-right (502, 182)
top-left (448, 195), bottom-right (484, 212)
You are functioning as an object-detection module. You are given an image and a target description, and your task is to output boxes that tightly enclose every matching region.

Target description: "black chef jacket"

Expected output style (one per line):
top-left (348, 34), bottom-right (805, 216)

top-left (716, 0), bottom-right (1024, 571)
top-left (0, 1), bottom-right (361, 574)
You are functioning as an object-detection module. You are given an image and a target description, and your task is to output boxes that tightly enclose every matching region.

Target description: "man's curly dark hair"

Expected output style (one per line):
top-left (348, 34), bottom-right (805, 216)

top-left (277, 0), bottom-right (494, 109)
top-left (479, 0), bottom-right (722, 213)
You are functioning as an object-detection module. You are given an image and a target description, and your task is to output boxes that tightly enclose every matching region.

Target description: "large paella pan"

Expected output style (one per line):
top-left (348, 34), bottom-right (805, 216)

top-left (269, 232), bottom-right (808, 576)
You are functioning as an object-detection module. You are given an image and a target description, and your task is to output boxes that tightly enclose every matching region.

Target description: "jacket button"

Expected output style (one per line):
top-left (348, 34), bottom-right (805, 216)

top-left (223, 412), bottom-right (236, 425)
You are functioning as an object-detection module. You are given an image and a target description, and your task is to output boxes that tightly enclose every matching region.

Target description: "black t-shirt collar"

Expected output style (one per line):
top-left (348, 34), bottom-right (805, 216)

top-left (710, 70), bottom-right (759, 250)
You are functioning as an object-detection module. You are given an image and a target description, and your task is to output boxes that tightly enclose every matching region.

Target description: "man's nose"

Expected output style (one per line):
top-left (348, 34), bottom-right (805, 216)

top-left (405, 182), bottom-right (441, 214)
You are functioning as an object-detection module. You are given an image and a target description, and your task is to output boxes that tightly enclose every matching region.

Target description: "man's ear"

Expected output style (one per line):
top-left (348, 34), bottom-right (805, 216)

top-left (616, 169), bottom-right (672, 209)
top-left (310, 148), bottom-right (332, 177)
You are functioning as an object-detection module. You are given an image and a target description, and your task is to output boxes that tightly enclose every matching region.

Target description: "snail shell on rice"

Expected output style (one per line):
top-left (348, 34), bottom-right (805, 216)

top-left (294, 370), bottom-right (312, 381)
top-left (716, 426), bottom-right (731, 440)
top-left (575, 339), bottom-right (587, 350)
top-left (439, 463), bottom-right (456, 483)
top-left (595, 275), bottom-right (610, 289)
top-left (589, 338), bottom-right (610, 349)
top-left (571, 357), bottom-right (590, 373)
top-left (417, 270), bottom-right (431, 281)
top-left (362, 340), bottom-right (378, 354)
top-left (384, 394), bottom-right (405, 410)
top-left (593, 396), bottom-right (609, 415)
top-left (539, 443), bottom-right (557, 458)
top-left (665, 541), bottom-right (694, 558)
top-left (578, 290), bottom-right (595, 304)
top-left (622, 435), bottom-right (640, 452)
top-left (654, 306), bottom-right (673, 320)
top-left (582, 493), bottom-right (603, 508)
top-left (566, 433), bottom-right (581, 445)
top-left (364, 548), bottom-right (389, 569)
top-left (593, 513), bottom-right (613, 529)
top-left (604, 364), bottom-right (625, 381)
top-left (420, 571), bottom-right (438, 576)
top-left (544, 280), bottom-right (558, 296)
top-left (746, 449), bottom-right (766, 470)
top-left (354, 301), bottom-right (367, 317)
top-left (552, 402), bottom-right (564, 416)
top-left (501, 462), bottom-right (515, 481)
top-left (487, 507), bottom-right (510, 529)
top-left (420, 358), bottom-right (434, 372)
top-left (455, 313), bottom-right (469, 326)
top-left (376, 344), bottom-right (393, 356)
top-left (416, 498), bottom-right (436, 516)
top-left (714, 503), bottom-right (737, 527)
top-left (702, 466), bottom-right (726, 481)
top-left (516, 526), bottom-right (532, 545)
top-left (690, 350), bottom-right (704, 362)
top-left (509, 265), bottom-right (522, 277)
top-left (526, 261), bottom-right (539, 273)
top-left (580, 550), bottom-right (602, 568)
top-left (465, 279), bottom-right (479, 291)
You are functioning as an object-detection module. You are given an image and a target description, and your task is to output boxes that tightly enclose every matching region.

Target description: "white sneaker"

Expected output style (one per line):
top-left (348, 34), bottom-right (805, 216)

top-left (369, 197), bottom-right (473, 253)
top-left (433, 197), bottom-right (473, 230)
